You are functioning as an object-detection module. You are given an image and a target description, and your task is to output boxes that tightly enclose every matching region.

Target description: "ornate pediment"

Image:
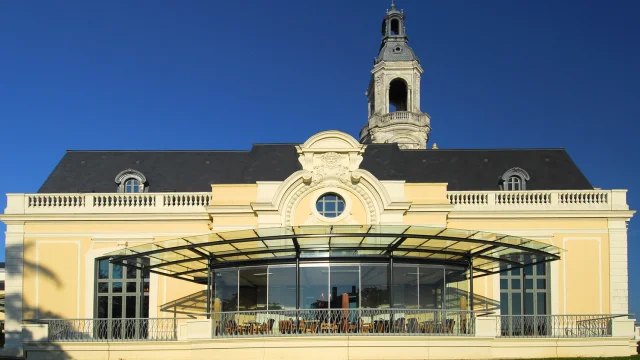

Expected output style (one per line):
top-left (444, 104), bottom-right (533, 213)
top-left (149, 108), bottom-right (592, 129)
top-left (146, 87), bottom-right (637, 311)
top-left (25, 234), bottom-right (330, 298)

top-left (296, 131), bottom-right (367, 186)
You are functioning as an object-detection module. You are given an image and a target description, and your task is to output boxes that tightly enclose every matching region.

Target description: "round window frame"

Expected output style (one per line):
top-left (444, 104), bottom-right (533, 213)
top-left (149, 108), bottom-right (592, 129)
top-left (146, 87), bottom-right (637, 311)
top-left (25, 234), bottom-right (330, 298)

top-left (310, 189), bottom-right (351, 223)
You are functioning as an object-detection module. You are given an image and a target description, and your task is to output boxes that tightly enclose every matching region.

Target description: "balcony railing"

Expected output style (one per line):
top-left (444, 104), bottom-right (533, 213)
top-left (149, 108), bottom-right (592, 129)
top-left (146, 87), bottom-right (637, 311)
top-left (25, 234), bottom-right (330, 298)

top-left (494, 314), bottom-right (626, 338)
top-left (5, 189), bottom-right (626, 215)
top-left (213, 309), bottom-right (475, 337)
top-left (37, 318), bottom-right (180, 342)
top-left (7, 192), bottom-right (211, 214)
top-left (360, 111), bottom-right (431, 140)
top-left (447, 189), bottom-right (625, 211)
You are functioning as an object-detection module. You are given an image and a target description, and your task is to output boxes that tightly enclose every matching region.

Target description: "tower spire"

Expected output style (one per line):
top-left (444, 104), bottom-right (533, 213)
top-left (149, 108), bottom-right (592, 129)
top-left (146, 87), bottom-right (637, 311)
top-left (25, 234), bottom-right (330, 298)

top-left (360, 3), bottom-right (431, 150)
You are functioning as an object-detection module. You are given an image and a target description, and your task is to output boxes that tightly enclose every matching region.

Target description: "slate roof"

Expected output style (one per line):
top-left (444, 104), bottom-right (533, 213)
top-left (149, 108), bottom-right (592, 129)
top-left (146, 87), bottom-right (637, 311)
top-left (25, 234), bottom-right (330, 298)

top-left (38, 144), bottom-right (593, 193)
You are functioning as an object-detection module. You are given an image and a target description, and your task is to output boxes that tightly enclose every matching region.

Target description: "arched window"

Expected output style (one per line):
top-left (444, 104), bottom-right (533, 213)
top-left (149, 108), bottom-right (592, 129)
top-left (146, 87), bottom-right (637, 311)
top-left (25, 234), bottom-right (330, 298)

top-left (505, 176), bottom-right (522, 191)
top-left (390, 19), bottom-right (400, 35)
top-left (389, 78), bottom-right (408, 112)
top-left (500, 167), bottom-right (530, 191)
top-left (115, 169), bottom-right (148, 193)
top-left (124, 178), bottom-right (142, 193)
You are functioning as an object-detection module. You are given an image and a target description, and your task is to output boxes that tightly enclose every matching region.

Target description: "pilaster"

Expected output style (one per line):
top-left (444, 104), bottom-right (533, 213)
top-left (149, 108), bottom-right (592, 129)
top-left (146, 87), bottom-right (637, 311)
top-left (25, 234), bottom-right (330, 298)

top-left (608, 219), bottom-right (629, 314)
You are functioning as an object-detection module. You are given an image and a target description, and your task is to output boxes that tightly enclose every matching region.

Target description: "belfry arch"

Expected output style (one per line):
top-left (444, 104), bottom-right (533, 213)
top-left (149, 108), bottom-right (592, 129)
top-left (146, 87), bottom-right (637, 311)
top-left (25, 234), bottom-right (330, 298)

top-left (389, 78), bottom-right (408, 112)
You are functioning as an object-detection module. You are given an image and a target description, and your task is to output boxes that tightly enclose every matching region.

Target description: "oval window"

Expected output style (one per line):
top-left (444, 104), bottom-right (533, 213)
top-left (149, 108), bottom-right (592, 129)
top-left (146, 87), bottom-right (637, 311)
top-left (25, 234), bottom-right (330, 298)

top-left (316, 193), bottom-right (346, 218)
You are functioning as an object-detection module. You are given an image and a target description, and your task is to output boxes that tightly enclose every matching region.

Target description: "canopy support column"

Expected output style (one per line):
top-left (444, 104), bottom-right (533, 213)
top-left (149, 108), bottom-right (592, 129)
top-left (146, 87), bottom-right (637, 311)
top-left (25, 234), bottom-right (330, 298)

top-left (206, 258), bottom-right (212, 319)
top-left (469, 260), bottom-right (474, 311)
top-left (389, 257), bottom-right (394, 308)
top-left (295, 256), bottom-right (300, 310)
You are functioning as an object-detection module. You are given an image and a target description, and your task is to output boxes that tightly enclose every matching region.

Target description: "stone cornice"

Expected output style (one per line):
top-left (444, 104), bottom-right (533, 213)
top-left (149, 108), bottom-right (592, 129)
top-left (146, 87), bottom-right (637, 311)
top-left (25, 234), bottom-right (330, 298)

top-left (0, 213), bottom-right (210, 222)
top-left (447, 210), bottom-right (635, 220)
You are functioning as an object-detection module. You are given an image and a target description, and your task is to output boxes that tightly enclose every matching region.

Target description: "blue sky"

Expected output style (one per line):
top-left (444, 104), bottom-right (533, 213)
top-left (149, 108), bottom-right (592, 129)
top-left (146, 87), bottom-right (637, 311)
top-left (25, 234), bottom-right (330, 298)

top-left (1, 0), bottom-right (638, 315)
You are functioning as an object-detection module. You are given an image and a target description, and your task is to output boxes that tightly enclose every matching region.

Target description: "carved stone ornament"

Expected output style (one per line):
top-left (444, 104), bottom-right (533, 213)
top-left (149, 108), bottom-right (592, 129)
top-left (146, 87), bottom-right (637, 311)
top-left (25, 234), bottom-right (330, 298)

top-left (312, 152), bottom-right (350, 184)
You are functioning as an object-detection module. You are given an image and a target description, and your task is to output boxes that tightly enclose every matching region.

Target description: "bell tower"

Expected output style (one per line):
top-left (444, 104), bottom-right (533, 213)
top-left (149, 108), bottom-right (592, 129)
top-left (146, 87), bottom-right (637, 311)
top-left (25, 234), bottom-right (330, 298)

top-left (360, 1), bottom-right (431, 149)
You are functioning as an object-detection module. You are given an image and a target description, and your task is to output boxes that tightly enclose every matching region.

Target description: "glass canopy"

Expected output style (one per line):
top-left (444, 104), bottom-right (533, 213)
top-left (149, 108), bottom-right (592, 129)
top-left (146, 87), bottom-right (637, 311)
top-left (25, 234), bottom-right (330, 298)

top-left (106, 225), bottom-right (562, 283)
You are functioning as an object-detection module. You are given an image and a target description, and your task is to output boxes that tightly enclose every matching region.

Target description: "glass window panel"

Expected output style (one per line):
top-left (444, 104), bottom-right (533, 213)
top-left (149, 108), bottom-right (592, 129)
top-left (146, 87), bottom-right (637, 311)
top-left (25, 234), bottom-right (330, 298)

top-left (112, 297), bottom-right (123, 318)
top-left (524, 265), bottom-right (533, 276)
top-left (445, 268), bottom-right (468, 310)
top-left (143, 282), bottom-right (149, 293)
top-left (127, 282), bottom-right (137, 293)
top-left (126, 296), bottom-right (137, 318)
top-left (525, 279), bottom-right (533, 289)
top-left (268, 266), bottom-right (296, 310)
top-left (500, 279), bottom-right (508, 289)
top-left (500, 293), bottom-right (508, 315)
top-left (418, 267), bottom-right (444, 309)
top-left (511, 293), bottom-right (521, 315)
top-left (214, 269), bottom-right (239, 311)
top-left (330, 266), bottom-right (359, 309)
top-left (98, 260), bottom-right (109, 279)
top-left (113, 265), bottom-right (123, 279)
top-left (126, 266), bottom-right (137, 279)
top-left (316, 202), bottom-right (323, 212)
top-left (113, 282), bottom-right (123, 293)
top-left (537, 279), bottom-right (546, 290)
top-left (511, 279), bottom-right (520, 290)
top-left (392, 264), bottom-right (418, 309)
top-left (360, 265), bottom-right (389, 309)
top-left (98, 282), bottom-right (109, 293)
top-left (142, 295), bottom-right (149, 318)
top-left (525, 293), bottom-right (534, 315)
top-left (536, 263), bottom-right (546, 275)
top-left (98, 296), bottom-right (109, 318)
top-left (510, 267), bottom-right (520, 276)
top-left (239, 267), bottom-right (268, 311)
top-left (537, 293), bottom-right (547, 314)
top-left (299, 266), bottom-right (328, 309)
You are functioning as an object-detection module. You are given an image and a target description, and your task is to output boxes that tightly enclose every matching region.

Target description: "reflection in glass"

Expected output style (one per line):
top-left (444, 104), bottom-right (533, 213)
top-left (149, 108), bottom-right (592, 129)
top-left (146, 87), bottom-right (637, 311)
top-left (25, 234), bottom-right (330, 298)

top-left (215, 268), bottom-right (239, 311)
top-left (445, 268), bottom-right (468, 310)
top-left (392, 264), bottom-right (418, 308)
top-left (112, 282), bottom-right (123, 293)
top-left (360, 265), bottom-right (389, 308)
top-left (239, 267), bottom-right (268, 310)
top-left (98, 282), bottom-right (109, 293)
top-left (418, 266), bottom-right (443, 309)
top-left (98, 296), bottom-right (108, 318)
top-left (299, 266), bottom-right (328, 309)
top-left (268, 266), bottom-right (296, 310)
top-left (330, 266), bottom-right (359, 309)
top-left (113, 265), bottom-right (123, 279)
top-left (98, 260), bottom-right (109, 279)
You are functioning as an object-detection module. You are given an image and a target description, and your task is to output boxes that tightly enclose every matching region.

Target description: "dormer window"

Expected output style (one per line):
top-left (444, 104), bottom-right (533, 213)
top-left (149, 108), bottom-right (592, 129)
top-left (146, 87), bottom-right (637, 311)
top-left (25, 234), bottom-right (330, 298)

top-left (500, 167), bottom-right (530, 191)
top-left (124, 178), bottom-right (143, 193)
top-left (115, 169), bottom-right (148, 193)
top-left (505, 176), bottom-right (522, 191)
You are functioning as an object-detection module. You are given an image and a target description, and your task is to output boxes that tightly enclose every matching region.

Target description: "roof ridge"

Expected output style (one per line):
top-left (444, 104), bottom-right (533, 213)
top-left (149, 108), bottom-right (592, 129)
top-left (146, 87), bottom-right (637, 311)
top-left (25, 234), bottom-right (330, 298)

top-left (66, 150), bottom-right (250, 153)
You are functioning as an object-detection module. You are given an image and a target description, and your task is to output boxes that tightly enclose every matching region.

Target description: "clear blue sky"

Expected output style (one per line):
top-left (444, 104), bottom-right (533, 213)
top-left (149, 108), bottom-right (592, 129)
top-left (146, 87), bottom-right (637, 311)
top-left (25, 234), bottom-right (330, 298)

top-left (1, 0), bottom-right (638, 315)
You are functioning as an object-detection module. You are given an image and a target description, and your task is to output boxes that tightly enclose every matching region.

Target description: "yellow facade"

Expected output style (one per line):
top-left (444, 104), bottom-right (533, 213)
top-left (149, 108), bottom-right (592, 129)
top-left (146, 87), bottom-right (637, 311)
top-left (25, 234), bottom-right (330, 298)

top-left (1, 130), bottom-right (637, 359)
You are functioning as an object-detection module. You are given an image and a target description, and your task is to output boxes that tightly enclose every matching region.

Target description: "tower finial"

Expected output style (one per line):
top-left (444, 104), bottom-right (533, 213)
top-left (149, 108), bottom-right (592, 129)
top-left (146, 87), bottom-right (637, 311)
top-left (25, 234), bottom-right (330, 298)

top-left (391, 0), bottom-right (396, 10)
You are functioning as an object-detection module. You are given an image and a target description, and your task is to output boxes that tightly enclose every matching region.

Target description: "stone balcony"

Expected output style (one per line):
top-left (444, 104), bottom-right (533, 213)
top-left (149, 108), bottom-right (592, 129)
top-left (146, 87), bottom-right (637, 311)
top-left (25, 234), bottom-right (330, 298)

top-left (360, 111), bottom-right (431, 141)
top-left (2, 189), bottom-right (628, 215)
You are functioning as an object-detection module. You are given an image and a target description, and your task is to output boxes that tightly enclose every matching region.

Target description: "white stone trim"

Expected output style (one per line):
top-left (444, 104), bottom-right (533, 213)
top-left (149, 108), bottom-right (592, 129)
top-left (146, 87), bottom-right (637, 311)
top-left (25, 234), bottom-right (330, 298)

top-left (608, 219), bottom-right (629, 314)
top-left (35, 240), bottom-right (81, 319)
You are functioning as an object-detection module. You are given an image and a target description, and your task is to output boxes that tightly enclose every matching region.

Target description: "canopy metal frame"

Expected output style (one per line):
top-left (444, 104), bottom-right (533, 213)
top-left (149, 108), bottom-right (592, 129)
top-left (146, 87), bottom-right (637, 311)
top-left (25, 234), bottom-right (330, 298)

top-left (106, 226), bottom-right (563, 316)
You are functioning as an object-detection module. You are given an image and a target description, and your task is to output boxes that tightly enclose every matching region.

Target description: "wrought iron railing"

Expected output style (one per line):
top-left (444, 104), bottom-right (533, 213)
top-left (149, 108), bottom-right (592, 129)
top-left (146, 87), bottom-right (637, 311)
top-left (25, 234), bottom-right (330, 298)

top-left (212, 309), bottom-right (475, 337)
top-left (494, 314), bottom-right (625, 338)
top-left (39, 318), bottom-right (180, 342)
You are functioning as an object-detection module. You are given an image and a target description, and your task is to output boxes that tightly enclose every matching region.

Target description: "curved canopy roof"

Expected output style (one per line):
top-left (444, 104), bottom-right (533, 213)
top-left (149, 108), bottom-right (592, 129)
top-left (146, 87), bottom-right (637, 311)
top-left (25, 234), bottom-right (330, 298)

top-left (106, 225), bottom-right (562, 283)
